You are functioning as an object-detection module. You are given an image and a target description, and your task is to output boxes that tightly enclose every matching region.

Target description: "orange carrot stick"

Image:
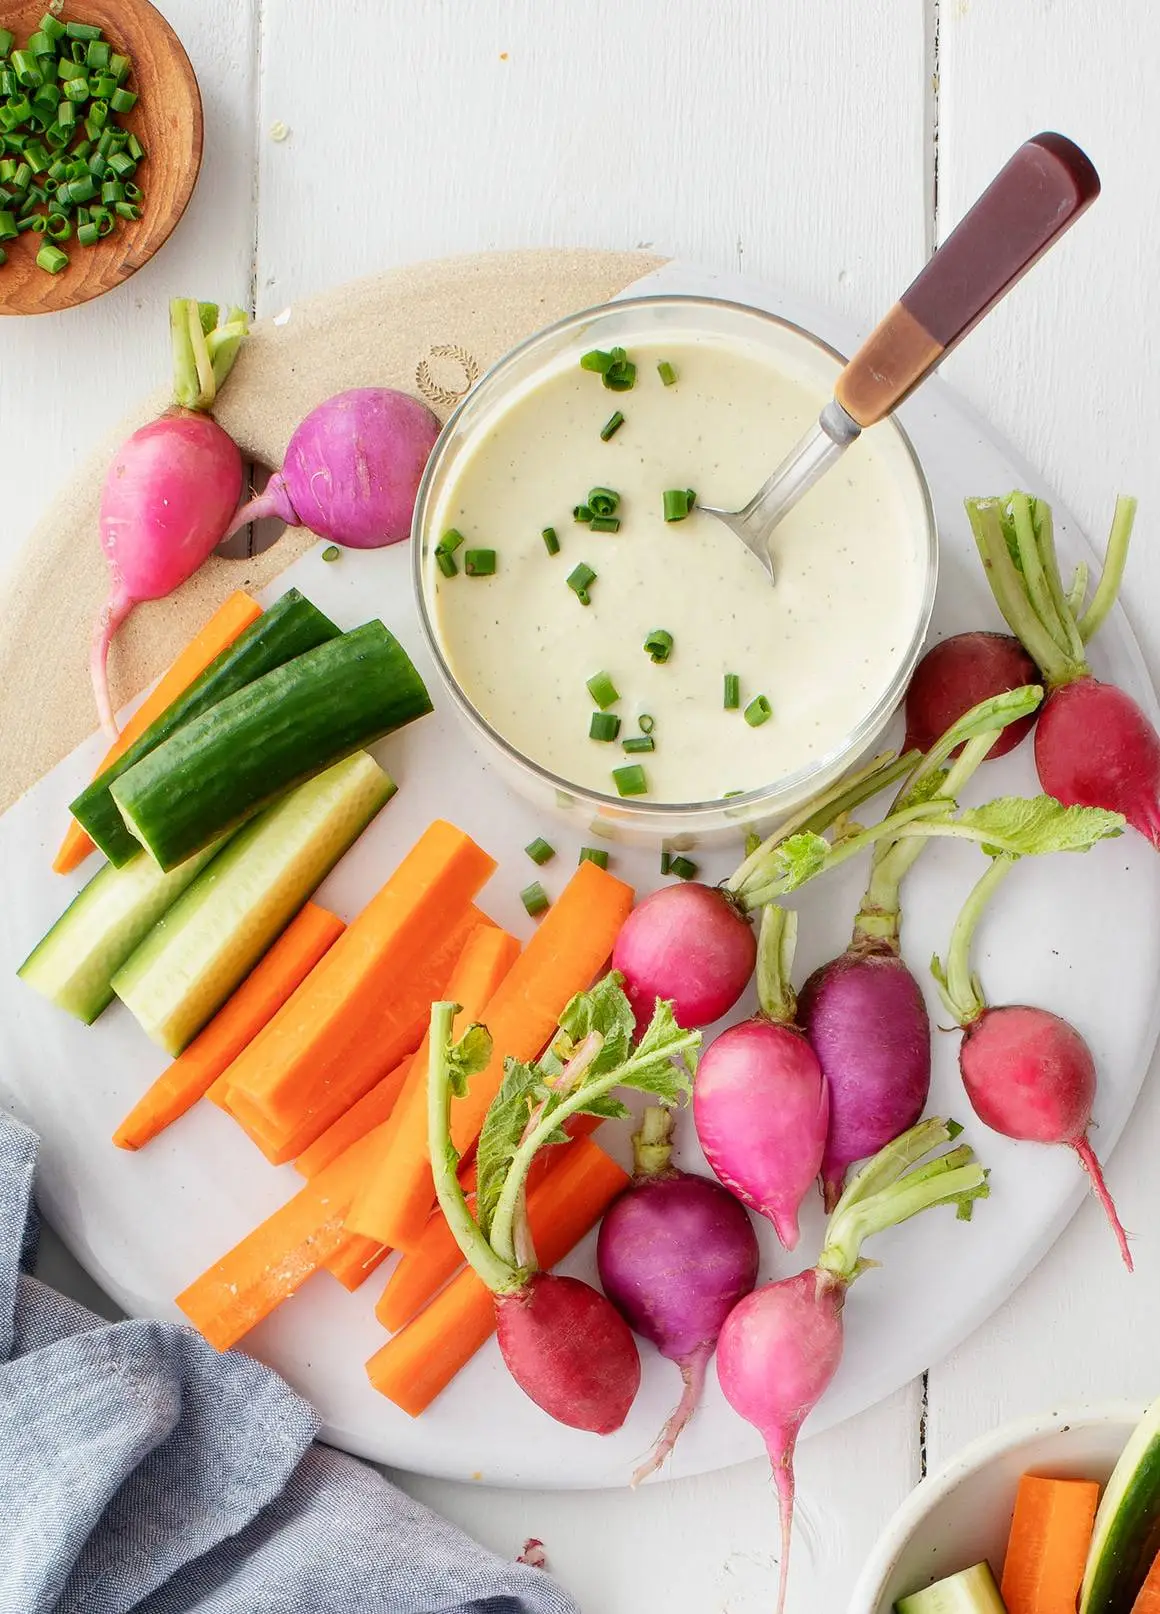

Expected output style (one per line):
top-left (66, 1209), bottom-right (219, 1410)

top-left (113, 903), bottom-right (344, 1151)
top-left (220, 822), bottom-right (497, 1150)
top-left (323, 1233), bottom-right (392, 1291)
top-left (1131, 1551), bottom-right (1160, 1614)
top-left (376, 1113), bottom-right (604, 1331)
top-left (366, 1137), bottom-right (629, 1416)
top-left (54, 591), bottom-right (263, 875)
top-left (293, 1055), bottom-right (413, 1179)
top-left (1001, 1474), bottom-right (1100, 1614)
top-left (347, 859), bottom-right (633, 1253)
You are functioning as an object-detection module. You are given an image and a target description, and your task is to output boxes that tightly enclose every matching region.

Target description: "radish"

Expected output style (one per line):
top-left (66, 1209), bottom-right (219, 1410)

top-left (92, 299), bottom-right (249, 737)
top-left (716, 1117), bottom-right (990, 1614)
top-left (221, 387), bottom-right (441, 552)
top-left (932, 847), bottom-right (1133, 1270)
top-left (427, 977), bottom-right (701, 1434)
top-left (596, 1105), bottom-right (759, 1481)
top-left (693, 905), bottom-right (829, 1249)
top-left (967, 492), bottom-right (1160, 846)
top-left (903, 631), bottom-right (1039, 758)
top-left (612, 749), bottom-right (917, 1032)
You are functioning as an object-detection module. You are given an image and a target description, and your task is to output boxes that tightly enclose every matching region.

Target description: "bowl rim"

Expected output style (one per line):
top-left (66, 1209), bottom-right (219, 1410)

top-left (411, 292), bottom-right (939, 821)
top-left (847, 1400), bottom-right (1147, 1614)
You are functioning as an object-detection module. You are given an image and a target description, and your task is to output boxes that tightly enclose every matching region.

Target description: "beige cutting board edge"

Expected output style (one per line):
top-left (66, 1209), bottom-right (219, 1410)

top-left (0, 246), bottom-right (665, 815)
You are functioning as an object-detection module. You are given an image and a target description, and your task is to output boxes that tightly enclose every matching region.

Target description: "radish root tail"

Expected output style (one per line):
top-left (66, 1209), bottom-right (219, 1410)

top-left (1073, 1136), bottom-right (1133, 1272)
top-left (772, 1441), bottom-right (796, 1614)
top-left (90, 590), bottom-right (134, 740)
top-left (219, 475), bottom-right (299, 548)
top-left (630, 1342), bottom-right (711, 1488)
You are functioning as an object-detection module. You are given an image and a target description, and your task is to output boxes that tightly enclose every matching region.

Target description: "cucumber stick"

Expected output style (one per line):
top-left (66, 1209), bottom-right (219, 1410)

top-left (18, 840), bottom-right (227, 1024)
top-left (111, 621), bottom-right (432, 872)
top-left (71, 588), bottom-right (342, 867)
top-left (1081, 1399), bottom-right (1160, 1614)
top-left (112, 752), bottom-right (395, 1054)
top-left (896, 1562), bottom-right (1006, 1613)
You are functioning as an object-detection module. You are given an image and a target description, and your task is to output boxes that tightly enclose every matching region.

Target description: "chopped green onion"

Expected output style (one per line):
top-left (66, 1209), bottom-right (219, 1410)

top-left (579, 847), bottom-right (609, 869)
top-left (436, 527), bottom-right (464, 553)
top-left (66, 21), bottom-right (103, 40)
top-left (12, 52), bottom-right (44, 88)
top-left (724, 672), bottom-right (740, 709)
top-left (109, 86), bottom-right (136, 114)
top-left (100, 179), bottom-right (123, 203)
top-left (0, 29), bottom-right (13, 55)
top-left (87, 39), bottom-right (111, 69)
top-left (28, 34), bottom-right (54, 60)
top-left (35, 240), bottom-right (67, 272)
top-left (657, 360), bottom-right (678, 386)
top-left (464, 548), bottom-right (496, 576)
top-left (663, 488), bottom-right (696, 522)
top-left (722, 789), bottom-right (744, 798)
top-left (126, 132), bottom-right (144, 161)
top-left (612, 763), bottom-right (648, 797)
top-left (600, 410), bottom-right (625, 441)
top-left (670, 855), bottom-right (699, 881)
top-left (106, 149), bottom-right (135, 177)
top-left (660, 851), bottom-right (672, 875)
top-left (744, 694), bottom-right (772, 727)
top-left (567, 562), bottom-right (596, 605)
top-left (589, 515), bottom-right (620, 533)
top-left (0, 210), bottom-right (16, 240)
top-left (45, 210), bottom-right (69, 239)
top-left (435, 551), bottom-right (457, 578)
top-left (109, 54), bottom-right (131, 85)
top-left (315, 545), bottom-right (338, 564)
top-left (90, 72), bottom-right (115, 97)
top-left (586, 670), bottom-right (620, 708)
top-left (580, 348), bottom-right (614, 374)
top-left (604, 359), bottom-right (636, 392)
top-left (588, 486), bottom-right (620, 517)
top-left (525, 837), bottom-right (556, 866)
top-left (644, 628), bottom-right (673, 664)
top-left (638, 713), bottom-right (655, 734)
top-left (520, 880), bottom-right (550, 918)
top-left (622, 735), bottom-right (654, 754)
top-left (57, 56), bottom-right (85, 81)
top-left (589, 711), bottom-right (621, 742)
top-left (91, 205), bottom-right (114, 236)
top-left (541, 526), bottom-right (560, 555)
top-left (572, 503), bottom-right (592, 523)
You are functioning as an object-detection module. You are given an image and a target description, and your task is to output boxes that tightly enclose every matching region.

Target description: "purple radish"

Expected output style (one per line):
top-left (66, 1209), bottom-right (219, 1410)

top-left (716, 1117), bottom-right (988, 1614)
top-left (221, 387), bottom-right (441, 552)
top-left (903, 632), bottom-right (1039, 758)
top-left (694, 906), bottom-right (829, 1249)
top-left (612, 882), bottom-right (755, 1031)
top-left (597, 1106), bottom-right (759, 1481)
top-left (92, 300), bottom-right (248, 737)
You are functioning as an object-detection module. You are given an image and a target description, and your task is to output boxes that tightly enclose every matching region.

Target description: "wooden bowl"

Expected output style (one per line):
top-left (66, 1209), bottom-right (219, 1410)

top-left (0, 0), bottom-right (202, 315)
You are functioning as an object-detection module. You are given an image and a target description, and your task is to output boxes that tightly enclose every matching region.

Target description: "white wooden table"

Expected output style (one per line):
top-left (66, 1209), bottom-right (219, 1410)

top-left (5, 4), bottom-right (1159, 1609)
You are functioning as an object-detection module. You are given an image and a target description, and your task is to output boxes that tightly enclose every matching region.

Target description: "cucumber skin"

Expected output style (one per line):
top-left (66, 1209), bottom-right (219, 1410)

top-left (1081, 1408), bottom-right (1160, 1614)
top-left (111, 621), bottom-right (433, 873)
top-left (71, 588), bottom-right (342, 868)
top-left (111, 753), bottom-right (395, 1054)
top-left (17, 841), bottom-right (225, 1024)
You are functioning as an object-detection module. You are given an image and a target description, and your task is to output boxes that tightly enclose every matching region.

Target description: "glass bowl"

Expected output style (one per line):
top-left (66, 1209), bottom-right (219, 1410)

top-left (411, 294), bottom-right (937, 848)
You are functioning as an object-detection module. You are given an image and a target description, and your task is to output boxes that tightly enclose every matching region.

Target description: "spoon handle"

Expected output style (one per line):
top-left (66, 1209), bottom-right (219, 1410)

top-left (835, 132), bottom-right (1100, 427)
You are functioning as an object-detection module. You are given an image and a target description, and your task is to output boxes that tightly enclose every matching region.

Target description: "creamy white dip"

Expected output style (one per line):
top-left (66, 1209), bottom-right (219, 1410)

top-left (428, 334), bottom-right (926, 804)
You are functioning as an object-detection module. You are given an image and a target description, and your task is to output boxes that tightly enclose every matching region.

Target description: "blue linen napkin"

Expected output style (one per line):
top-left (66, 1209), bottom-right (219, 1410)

top-left (0, 1112), bottom-right (579, 1614)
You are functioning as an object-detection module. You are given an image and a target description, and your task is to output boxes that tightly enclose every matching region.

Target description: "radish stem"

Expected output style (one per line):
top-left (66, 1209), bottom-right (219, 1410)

top-left (967, 500), bottom-right (1080, 687)
top-left (1066, 560), bottom-right (1090, 618)
top-left (931, 856), bottom-right (1015, 1025)
top-left (1079, 495), bottom-right (1137, 643)
top-left (1030, 498), bottom-right (1087, 665)
top-left (755, 905), bottom-right (797, 1024)
top-left (1010, 491), bottom-right (1070, 655)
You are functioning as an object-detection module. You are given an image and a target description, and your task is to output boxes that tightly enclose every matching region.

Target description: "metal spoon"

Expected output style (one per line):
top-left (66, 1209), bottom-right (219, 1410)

top-left (700, 132), bottom-right (1101, 581)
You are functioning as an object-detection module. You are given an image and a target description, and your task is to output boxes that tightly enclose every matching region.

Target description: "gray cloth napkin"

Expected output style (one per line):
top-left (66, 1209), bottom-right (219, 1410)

top-left (0, 1112), bottom-right (579, 1614)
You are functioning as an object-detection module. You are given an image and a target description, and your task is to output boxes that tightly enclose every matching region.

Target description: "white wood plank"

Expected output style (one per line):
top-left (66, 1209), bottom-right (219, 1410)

top-left (0, 0), bottom-right (260, 589)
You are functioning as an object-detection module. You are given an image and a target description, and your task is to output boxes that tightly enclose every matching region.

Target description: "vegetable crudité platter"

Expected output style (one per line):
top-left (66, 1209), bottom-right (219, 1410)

top-left (0, 259), bottom-right (1158, 1499)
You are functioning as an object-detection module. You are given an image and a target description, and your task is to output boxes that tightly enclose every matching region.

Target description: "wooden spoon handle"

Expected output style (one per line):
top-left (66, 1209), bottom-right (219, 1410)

top-left (835, 132), bottom-right (1100, 427)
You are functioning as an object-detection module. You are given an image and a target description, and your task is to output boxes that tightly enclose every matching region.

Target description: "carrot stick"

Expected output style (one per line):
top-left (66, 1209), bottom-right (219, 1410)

top-left (322, 1233), bottom-right (391, 1292)
top-left (220, 822), bottom-right (497, 1150)
top-left (112, 903), bottom-right (344, 1151)
top-left (1001, 1473), bottom-right (1100, 1614)
top-left (1131, 1551), bottom-right (1160, 1614)
top-left (176, 1120), bottom-right (391, 1351)
top-left (54, 591), bottom-right (263, 875)
top-left (293, 1055), bottom-right (413, 1179)
top-left (376, 1113), bottom-right (604, 1331)
top-left (366, 1137), bottom-right (629, 1416)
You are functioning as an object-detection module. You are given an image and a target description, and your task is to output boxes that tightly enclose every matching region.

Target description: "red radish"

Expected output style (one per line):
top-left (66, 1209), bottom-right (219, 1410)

top-left (92, 299), bottom-right (248, 737)
top-left (221, 387), bottom-right (441, 552)
top-left (597, 1107), bottom-right (759, 1480)
top-left (903, 632), bottom-right (1039, 758)
top-left (694, 906), bottom-right (829, 1249)
top-left (932, 852), bottom-right (1132, 1269)
top-left (716, 1118), bottom-right (988, 1614)
top-left (495, 1272), bottom-right (640, 1434)
top-left (968, 492), bottom-right (1160, 846)
top-left (612, 882), bottom-right (755, 1031)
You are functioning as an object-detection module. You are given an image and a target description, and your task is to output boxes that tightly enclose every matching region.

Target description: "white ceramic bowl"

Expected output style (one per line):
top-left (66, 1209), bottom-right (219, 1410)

top-left (848, 1403), bottom-right (1142, 1614)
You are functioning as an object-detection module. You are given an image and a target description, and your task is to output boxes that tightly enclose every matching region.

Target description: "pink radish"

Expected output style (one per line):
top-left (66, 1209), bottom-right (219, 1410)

top-left (92, 299), bottom-right (248, 737)
top-left (597, 1106), bottom-right (759, 1480)
top-left (932, 851), bottom-right (1132, 1269)
top-left (693, 906), bottom-right (829, 1249)
top-left (968, 492), bottom-right (1160, 846)
top-left (221, 387), bottom-right (441, 552)
top-left (903, 631), bottom-right (1038, 758)
top-left (716, 1117), bottom-right (988, 1614)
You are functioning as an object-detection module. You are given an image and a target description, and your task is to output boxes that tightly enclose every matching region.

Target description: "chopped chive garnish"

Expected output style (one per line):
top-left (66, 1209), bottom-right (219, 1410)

top-left (622, 735), bottom-right (654, 753)
top-left (604, 359), bottom-right (636, 392)
top-left (744, 694), bottom-right (773, 727)
top-left (723, 789), bottom-right (744, 798)
top-left (588, 487), bottom-right (620, 517)
top-left (670, 855), bottom-right (698, 881)
top-left (525, 837), bottom-right (556, 865)
top-left (612, 763), bottom-right (649, 797)
top-left (586, 671), bottom-right (620, 709)
top-left (609, 346), bottom-right (626, 364)
top-left (663, 488), bottom-right (696, 522)
top-left (658, 360), bottom-right (678, 386)
top-left (321, 545), bottom-right (341, 562)
top-left (521, 880), bottom-right (550, 918)
top-left (435, 551), bottom-right (457, 577)
top-left (542, 526), bottom-right (560, 555)
top-left (464, 548), bottom-right (497, 576)
top-left (567, 562), bottom-right (596, 604)
top-left (600, 410), bottom-right (625, 441)
top-left (580, 348), bottom-right (614, 374)
top-left (579, 847), bottom-right (609, 869)
top-left (589, 515), bottom-right (620, 533)
top-left (724, 672), bottom-right (740, 709)
top-left (589, 711), bottom-right (621, 742)
top-left (660, 851), bottom-right (672, 875)
top-left (573, 504), bottom-right (593, 524)
top-left (638, 713), bottom-right (655, 734)
top-left (644, 628), bottom-right (673, 664)
top-left (35, 241), bottom-right (67, 272)
top-left (436, 528), bottom-right (465, 556)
